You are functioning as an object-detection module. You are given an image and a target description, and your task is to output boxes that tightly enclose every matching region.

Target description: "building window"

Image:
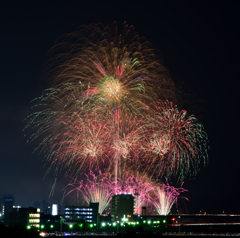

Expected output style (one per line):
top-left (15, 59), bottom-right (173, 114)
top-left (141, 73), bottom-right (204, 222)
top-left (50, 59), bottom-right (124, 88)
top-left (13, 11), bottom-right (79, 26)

top-left (29, 213), bottom-right (40, 218)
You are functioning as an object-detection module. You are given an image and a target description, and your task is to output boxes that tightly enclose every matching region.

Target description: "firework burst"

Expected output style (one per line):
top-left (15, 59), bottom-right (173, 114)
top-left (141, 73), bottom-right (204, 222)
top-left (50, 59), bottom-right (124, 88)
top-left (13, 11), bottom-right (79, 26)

top-left (42, 112), bottom-right (113, 177)
top-left (24, 22), bottom-right (208, 208)
top-left (142, 100), bottom-right (208, 180)
top-left (44, 22), bottom-right (178, 115)
top-left (25, 22), bottom-right (179, 180)
top-left (66, 171), bottom-right (114, 214)
top-left (151, 179), bottom-right (188, 215)
top-left (115, 171), bottom-right (155, 215)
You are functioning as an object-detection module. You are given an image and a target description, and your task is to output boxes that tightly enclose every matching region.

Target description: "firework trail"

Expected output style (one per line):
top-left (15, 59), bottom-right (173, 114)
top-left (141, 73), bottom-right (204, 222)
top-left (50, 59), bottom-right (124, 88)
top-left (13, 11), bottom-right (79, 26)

top-left (142, 100), bottom-right (208, 180)
top-left (66, 170), bottom-right (114, 214)
top-left (151, 179), bottom-right (188, 215)
top-left (110, 109), bottom-right (146, 180)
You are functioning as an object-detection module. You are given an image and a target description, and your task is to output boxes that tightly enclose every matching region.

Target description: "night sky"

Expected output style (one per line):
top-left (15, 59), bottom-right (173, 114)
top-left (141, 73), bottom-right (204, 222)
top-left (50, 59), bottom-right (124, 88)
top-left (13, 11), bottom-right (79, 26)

top-left (1, 1), bottom-right (240, 213)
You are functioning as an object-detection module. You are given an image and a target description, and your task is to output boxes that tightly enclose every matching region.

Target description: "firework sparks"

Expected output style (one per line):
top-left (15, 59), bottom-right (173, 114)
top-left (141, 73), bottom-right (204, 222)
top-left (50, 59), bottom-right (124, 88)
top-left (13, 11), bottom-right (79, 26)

top-left (43, 112), bottom-right (113, 177)
top-left (115, 171), bottom-right (155, 215)
top-left (151, 179), bottom-right (188, 215)
top-left (110, 109), bottom-right (146, 180)
top-left (66, 171), bottom-right (114, 214)
top-left (142, 100), bottom-right (208, 180)
top-left (25, 22), bottom-right (178, 180)
top-left (44, 22), bottom-right (178, 114)
top-left (24, 22), bottom-right (209, 206)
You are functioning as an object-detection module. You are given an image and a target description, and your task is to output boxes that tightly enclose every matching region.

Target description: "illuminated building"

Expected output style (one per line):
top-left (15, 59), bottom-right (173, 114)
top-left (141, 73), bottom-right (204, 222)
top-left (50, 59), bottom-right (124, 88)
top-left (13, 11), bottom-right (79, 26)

top-left (112, 194), bottom-right (134, 222)
top-left (64, 202), bottom-right (99, 224)
top-left (8, 207), bottom-right (41, 228)
top-left (52, 204), bottom-right (58, 216)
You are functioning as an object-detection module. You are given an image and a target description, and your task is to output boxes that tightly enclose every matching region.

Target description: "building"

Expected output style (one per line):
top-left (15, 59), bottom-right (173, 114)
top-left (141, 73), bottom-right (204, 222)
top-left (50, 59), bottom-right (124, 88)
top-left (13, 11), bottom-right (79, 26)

top-left (64, 202), bottom-right (99, 224)
top-left (112, 194), bottom-right (134, 222)
top-left (8, 207), bottom-right (41, 228)
top-left (3, 194), bottom-right (14, 226)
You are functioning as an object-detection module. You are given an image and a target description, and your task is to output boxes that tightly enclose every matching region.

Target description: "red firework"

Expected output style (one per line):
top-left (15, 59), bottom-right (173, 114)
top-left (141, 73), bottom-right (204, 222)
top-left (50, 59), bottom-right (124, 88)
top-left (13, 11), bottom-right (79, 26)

top-left (142, 100), bottom-right (205, 179)
top-left (43, 108), bottom-right (148, 178)
top-left (110, 109), bottom-right (145, 172)
top-left (45, 112), bottom-right (112, 177)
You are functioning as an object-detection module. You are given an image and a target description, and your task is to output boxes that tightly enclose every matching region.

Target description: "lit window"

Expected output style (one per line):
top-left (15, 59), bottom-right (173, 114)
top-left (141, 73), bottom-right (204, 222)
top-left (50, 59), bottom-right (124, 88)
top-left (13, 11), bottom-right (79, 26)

top-left (29, 219), bottom-right (40, 223)
top-left (29, 213), bottom-right (40, 218)
top-left (31, 224), bottom-right (40, 228)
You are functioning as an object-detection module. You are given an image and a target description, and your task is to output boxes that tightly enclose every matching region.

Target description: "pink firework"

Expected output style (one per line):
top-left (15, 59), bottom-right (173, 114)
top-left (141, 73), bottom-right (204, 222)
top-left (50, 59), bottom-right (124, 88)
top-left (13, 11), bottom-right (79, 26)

top-left (66, 170), bottom-right (114, 214)
top-left (151, 179), bottom-right (188, 215)
top-left (115, 171), bottom-right (155, 215)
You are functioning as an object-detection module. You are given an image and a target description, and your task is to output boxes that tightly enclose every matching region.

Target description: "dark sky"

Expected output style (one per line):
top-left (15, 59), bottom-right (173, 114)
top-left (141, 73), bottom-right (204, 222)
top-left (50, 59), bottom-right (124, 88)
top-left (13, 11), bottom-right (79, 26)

top-left (1, 1), bottom-right (239, 213)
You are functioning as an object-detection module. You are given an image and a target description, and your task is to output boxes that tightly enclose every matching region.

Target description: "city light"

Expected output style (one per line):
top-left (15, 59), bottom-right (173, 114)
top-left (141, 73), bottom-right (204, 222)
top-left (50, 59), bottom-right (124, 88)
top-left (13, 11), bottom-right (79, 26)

top-left (122, 215), bottom-right (128, 222)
